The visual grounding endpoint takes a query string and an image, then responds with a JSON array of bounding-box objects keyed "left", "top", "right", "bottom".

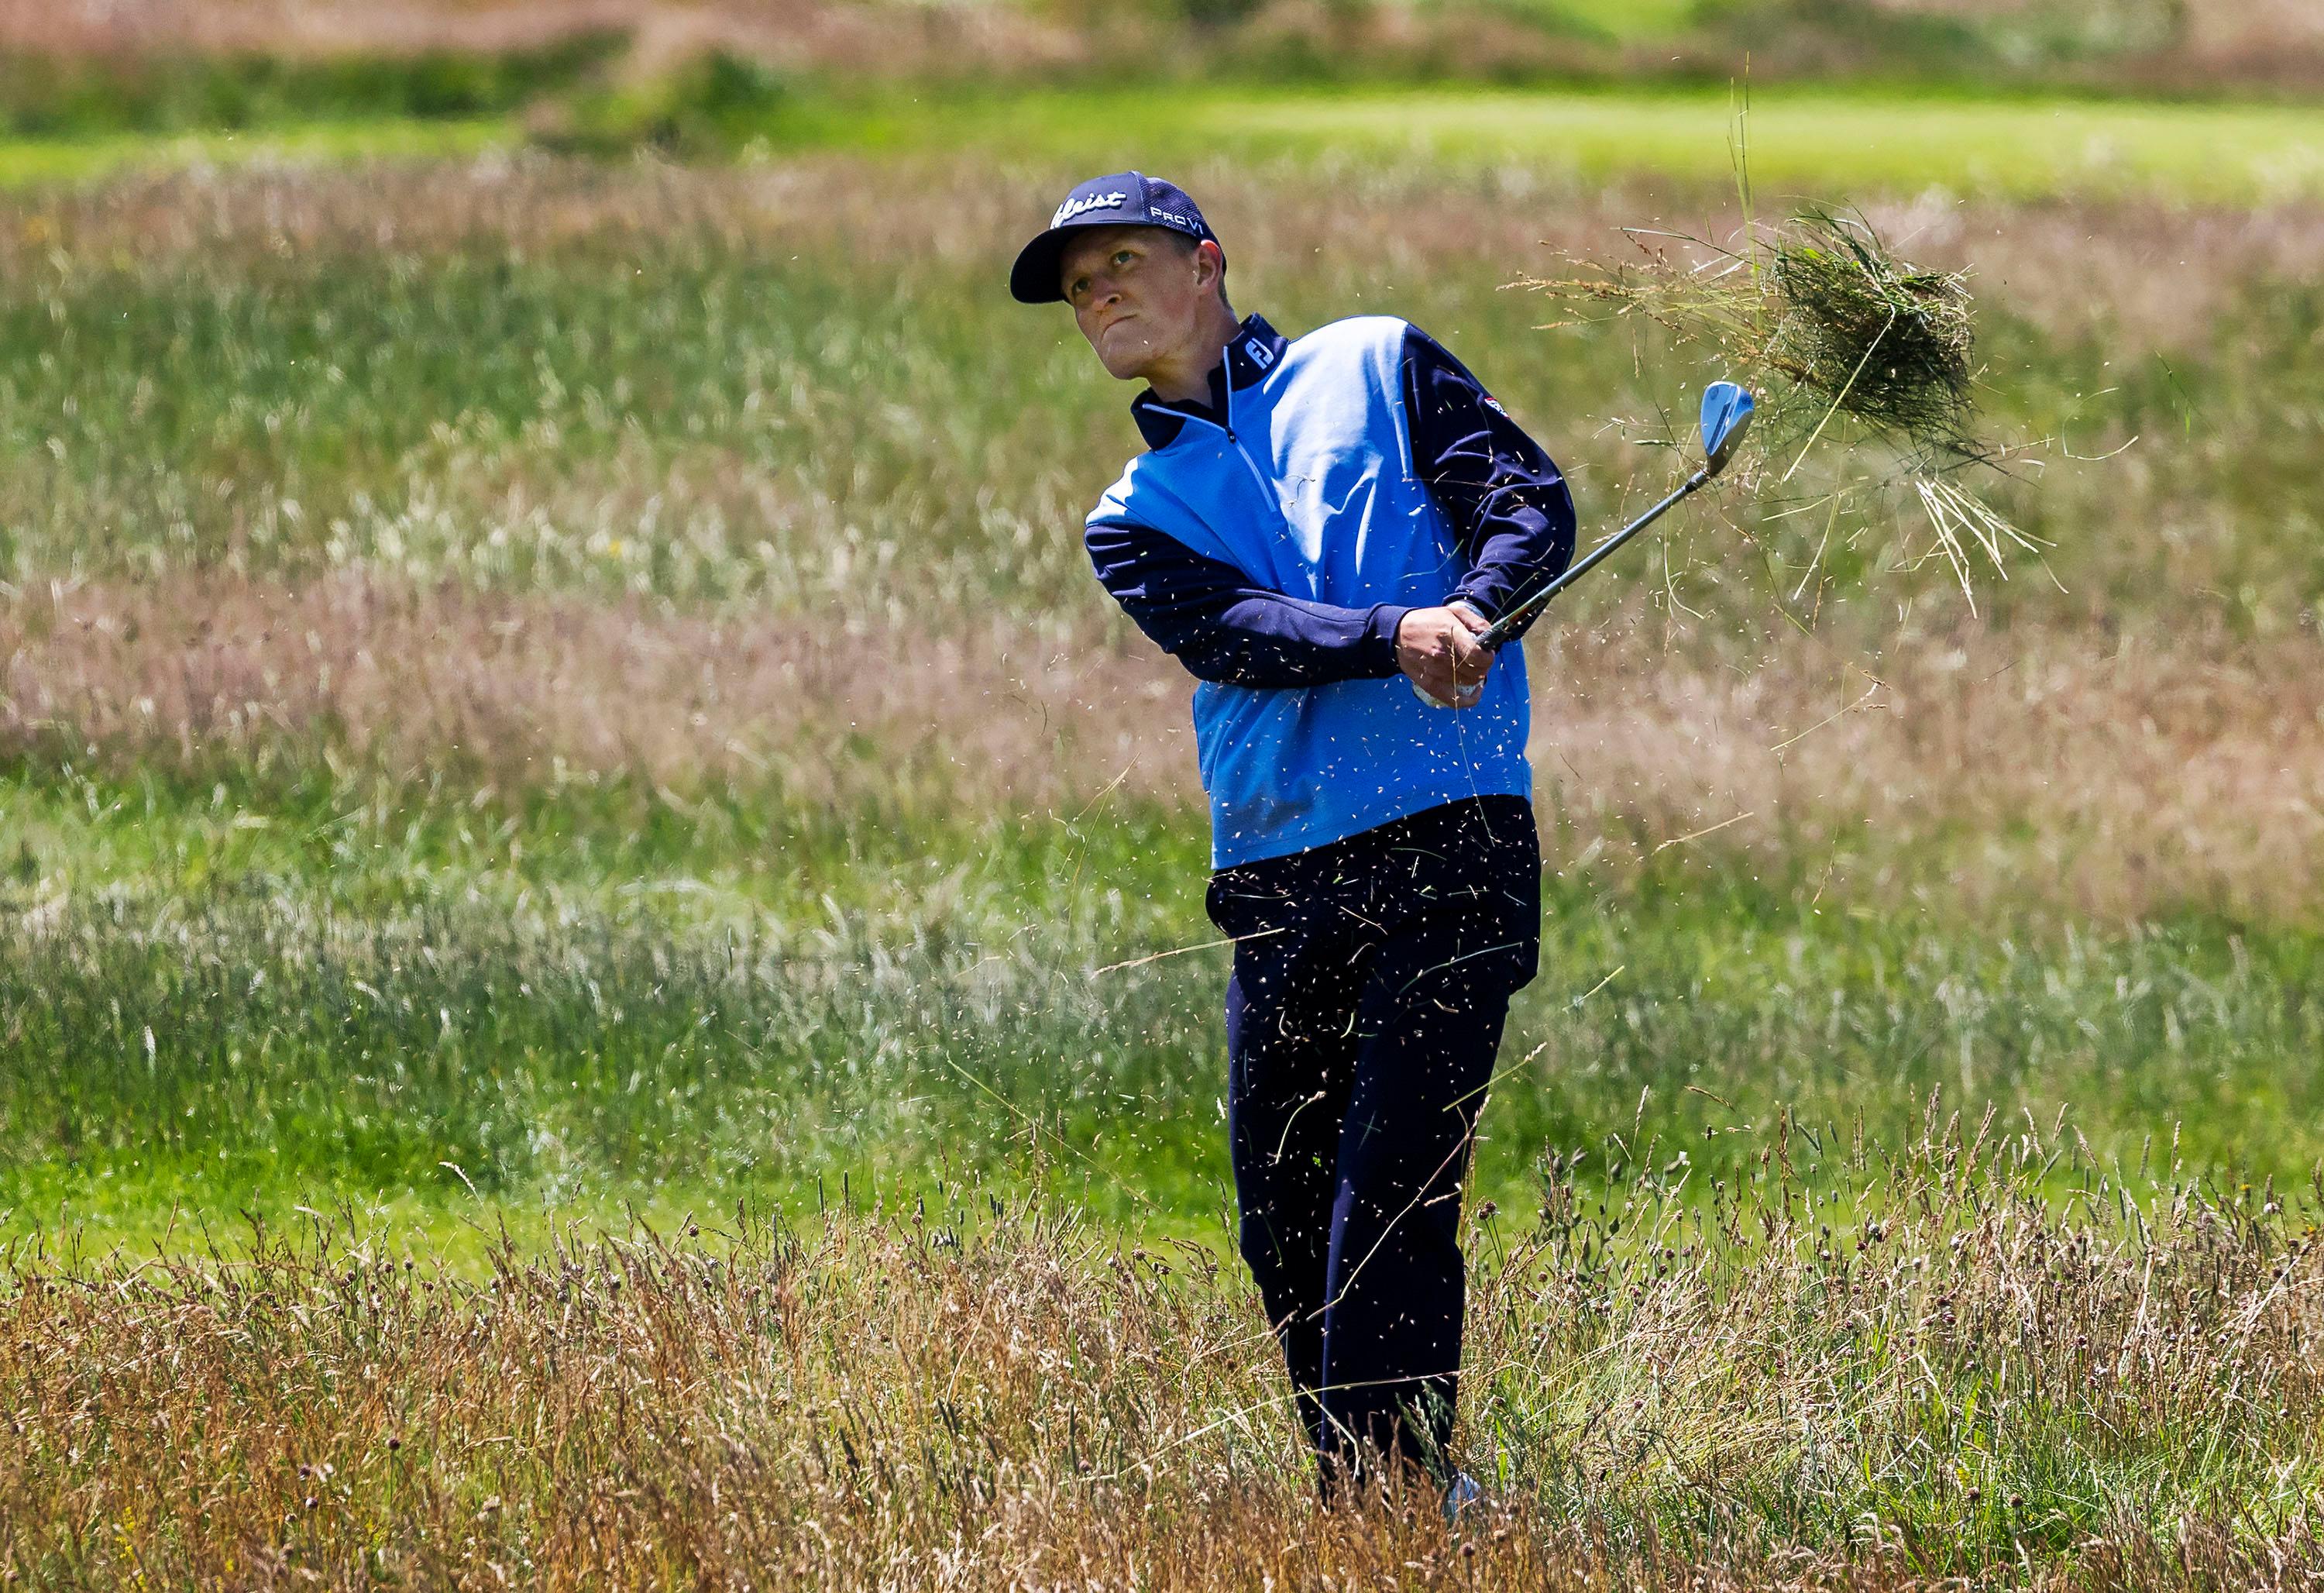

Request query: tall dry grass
[
  {"left": 0, "top": 0, "right": 1082, "bottom": 81},
  {"left": 8, "top": 160, "right": 2318, "bottom": 629},
  {"left": 5, "top": 571, "right": 2322, "bottom": 922},
  {"left": 8, "top": 155, "right": 2321, "bottom": 356},
  {"left": 12, "top": 0, "right": 2322, "bottom": 89},
  {"left": 2, "top": 1115, "right": 2316, "bottom": 1588},
  {"left": 1868, "top": 0, "right": 2324, "bottom": 66},
  {"left": 5, "top": 156, "right": 2316, "bottom": 642},
  {"left": 2, "top": 154, "right": 2319, "bottom": 917}
]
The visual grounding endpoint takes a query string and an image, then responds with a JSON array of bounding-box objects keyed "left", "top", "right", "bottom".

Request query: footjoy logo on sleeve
[{"left": 1053, "top": 191, "right": 1129, "bottom": 228}]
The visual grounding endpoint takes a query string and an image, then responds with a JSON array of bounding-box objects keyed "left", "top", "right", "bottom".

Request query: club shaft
[{"left": 1475, "top": 470, "right": 1708, "bottom": 649}]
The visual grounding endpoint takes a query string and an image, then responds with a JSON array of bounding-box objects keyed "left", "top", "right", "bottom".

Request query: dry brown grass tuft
[{"left": 2, "top": 1116, "right": 2318, "bottom": 1588}]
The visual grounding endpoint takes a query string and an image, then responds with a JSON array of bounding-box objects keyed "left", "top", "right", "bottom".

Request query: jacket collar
[{"left": 1129, "top": 314, "right": 1288, "bottom": 450}]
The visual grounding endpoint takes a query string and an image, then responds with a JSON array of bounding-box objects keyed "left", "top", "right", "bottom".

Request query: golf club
[{"left": 1415, "top": 380, "right": 1755, "bottom": 707}]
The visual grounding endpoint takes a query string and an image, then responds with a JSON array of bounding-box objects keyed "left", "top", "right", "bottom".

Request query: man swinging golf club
[{"left": 1012, "top": 173, "right": 1576, "bottom": 1508}]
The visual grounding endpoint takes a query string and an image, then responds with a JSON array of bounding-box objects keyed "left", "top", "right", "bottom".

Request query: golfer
[{"left": 1012, "top": 174, "right": 1575, "bottom": 1502}]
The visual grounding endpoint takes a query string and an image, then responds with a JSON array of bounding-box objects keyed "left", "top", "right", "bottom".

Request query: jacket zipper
[
  {"left": 1160, "top": 363, "right": 1287, "bottom": 528},
  {"left": 1219, "top": 371, "right": 1283, "bottom": 515}
]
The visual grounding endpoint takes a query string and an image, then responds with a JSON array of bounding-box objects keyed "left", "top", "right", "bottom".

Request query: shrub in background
[
  {"left": 0, "top": 30, "right": 624, "bottom": 139},
  {"left": 528, "top": 50, "right": 808, "bottom": 159}
]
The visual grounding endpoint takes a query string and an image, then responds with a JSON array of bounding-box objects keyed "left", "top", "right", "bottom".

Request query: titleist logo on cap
[{"left": 1052, "top": 191, "right": 1128, "bottom": 228}]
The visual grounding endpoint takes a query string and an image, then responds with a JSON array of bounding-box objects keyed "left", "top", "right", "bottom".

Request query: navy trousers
[{"left": 1205, "top": 794, "right": 1541, "bottom": 1483}]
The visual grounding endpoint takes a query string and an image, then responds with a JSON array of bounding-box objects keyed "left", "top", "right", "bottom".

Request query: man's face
[{"left": 1059, "top": 225, "right": 1218, "bottom": 381}]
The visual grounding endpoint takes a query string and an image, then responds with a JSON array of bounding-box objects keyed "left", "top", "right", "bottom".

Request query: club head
[{"left": 1699, "top": 381, "right": 1757, "bottom": 476}]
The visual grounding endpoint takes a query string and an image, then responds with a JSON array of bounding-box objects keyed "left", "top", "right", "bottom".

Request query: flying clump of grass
[
  {"left": 1528, "top": 208, "right": 2050, "bottom": 613},
  {"left": 1764, "top": 209, "right": 1977, "bottom": 452}
]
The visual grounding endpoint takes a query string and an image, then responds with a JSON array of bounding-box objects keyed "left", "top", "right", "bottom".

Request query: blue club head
[{"left": 1699, "top": 381, "right": 1756, "bottom": 474}]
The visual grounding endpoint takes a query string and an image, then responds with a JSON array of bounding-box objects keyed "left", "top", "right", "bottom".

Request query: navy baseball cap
[{"left": 1009, "top": 171, "right": 1219, "bottom": 304}]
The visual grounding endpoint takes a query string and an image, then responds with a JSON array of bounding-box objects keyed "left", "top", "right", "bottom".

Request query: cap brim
[{"left": 1009, "top": 229, "right": 1073, "bottom": 305}]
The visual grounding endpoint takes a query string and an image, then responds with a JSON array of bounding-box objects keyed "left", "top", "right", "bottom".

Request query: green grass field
[
  {"left": 12, "top": 765, "right": 2319, "bottom": 1253},
  {"left": 4, "top": 137, "right": 2320, "bottom": 1245},
  {"left": 2, "top": 86, "right": 2322, "bottom": 1584}
]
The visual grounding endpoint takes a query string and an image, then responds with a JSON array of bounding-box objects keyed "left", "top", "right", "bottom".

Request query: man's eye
[
  {"left": 1069, "top": 279, "right": 1089, "bottom": 298},
  {"left": 1114, "top": 251, "right": 1134, "bottom": 267}
]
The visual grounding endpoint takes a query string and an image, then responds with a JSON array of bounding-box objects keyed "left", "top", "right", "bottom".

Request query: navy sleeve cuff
[
  {"left": 1087, "top": 519, "right": 1415, "bottom": 689},
  {"left": 1363, "top": 602, "right": 1411, "bottom": 675}
]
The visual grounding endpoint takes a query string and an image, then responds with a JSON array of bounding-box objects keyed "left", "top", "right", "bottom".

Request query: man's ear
[{"left": 1195, "top": 239, "right": 1227, "bottom": 294}]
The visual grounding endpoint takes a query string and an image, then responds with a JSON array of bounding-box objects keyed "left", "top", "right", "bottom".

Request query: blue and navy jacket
[{"left": 1086, "top": 313, "right": 1576, "bottom": 868}]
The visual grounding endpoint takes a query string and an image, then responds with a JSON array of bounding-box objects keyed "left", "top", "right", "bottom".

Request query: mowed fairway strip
[
  {"left": 888, "top": 84, "right": 2324, "bottom": 205},
  {"left": 0, "top": 116, "right": 511, "bottom": 188},
  {"left": 2, "top": 88, "right": 2319, "bottom": 204},
  {"left": 1140, "top": 87, "right": 2324, "bottom": 205}
]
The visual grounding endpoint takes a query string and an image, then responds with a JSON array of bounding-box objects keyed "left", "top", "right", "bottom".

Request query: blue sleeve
[
  {"left": 1085, "top": 521, "right": 1408, "bottom": 688},
  {"left": 1402, "top": 325, "right": 1577, "bottom": 638}
]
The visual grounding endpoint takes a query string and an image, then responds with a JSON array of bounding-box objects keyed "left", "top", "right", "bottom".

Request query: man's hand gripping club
[{"left": 1396, "top": 602, "right": 1494, "bottom": 710}]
